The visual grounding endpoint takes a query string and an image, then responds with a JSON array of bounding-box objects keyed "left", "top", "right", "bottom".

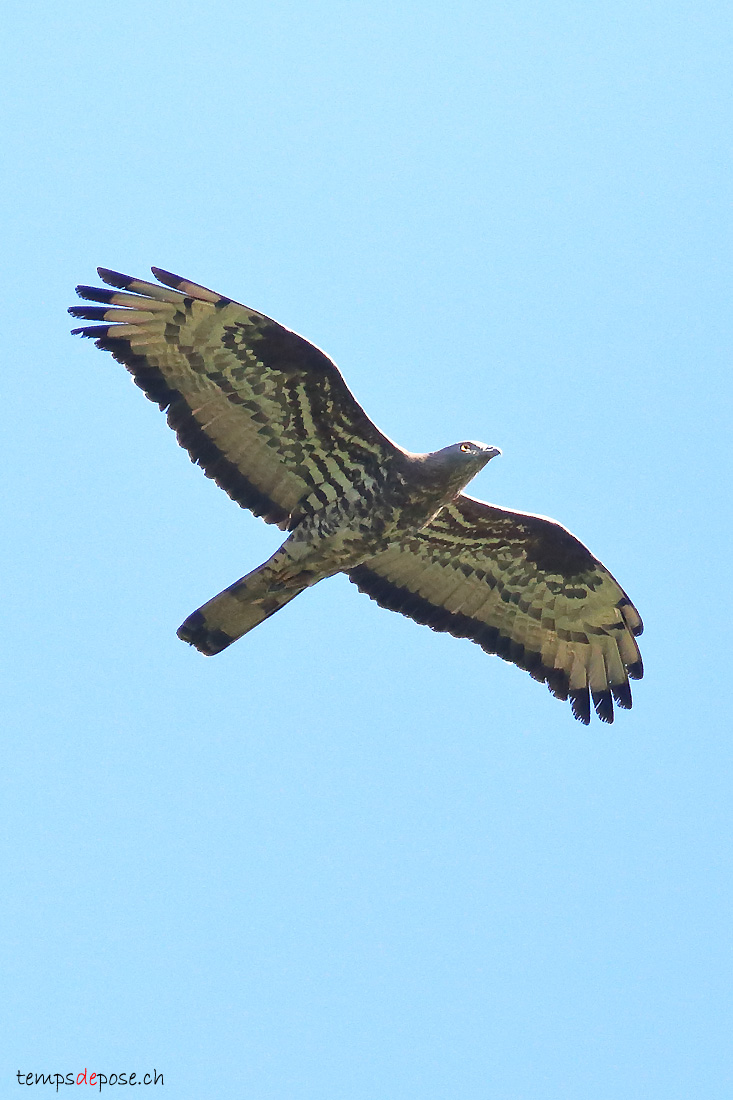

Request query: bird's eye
[{"left": 460, "top": 442, "right": 472, "bottom": 452}]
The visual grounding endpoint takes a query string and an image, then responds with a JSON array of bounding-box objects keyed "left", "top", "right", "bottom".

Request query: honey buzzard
[{"left": 70, "top": 267, "right": 643, "bottom": 724}]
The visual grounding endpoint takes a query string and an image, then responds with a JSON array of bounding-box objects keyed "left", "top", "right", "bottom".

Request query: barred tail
[{"left": 177, "top": 571, "right": 306, "bottom": 655}]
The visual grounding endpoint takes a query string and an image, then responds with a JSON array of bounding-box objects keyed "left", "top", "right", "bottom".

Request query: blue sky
[{"left": 3, "top": 1, "right": 731, "bottom": 1097}]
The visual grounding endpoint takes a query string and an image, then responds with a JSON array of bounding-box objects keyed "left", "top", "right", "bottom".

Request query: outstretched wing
[
  {"left": 349, "top": 495, "right": 643, "bottom": 724},
  {"left": 70, "top": 268, "right": 399, "bottom": 528}
]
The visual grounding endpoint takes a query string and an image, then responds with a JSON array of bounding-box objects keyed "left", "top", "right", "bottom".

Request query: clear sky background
[{"left": 2, "top": 1, "right": 731, "bottom": 1097}]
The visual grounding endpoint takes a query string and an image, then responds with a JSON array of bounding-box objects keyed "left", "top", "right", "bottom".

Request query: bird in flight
[{"left": 70, "top": 267, "right": 643, "bottom": 724}]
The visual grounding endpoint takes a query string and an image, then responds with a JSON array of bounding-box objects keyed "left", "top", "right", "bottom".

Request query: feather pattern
[
  {"left": 71, "top": 267, "right": 399, "bottom": 527},
  {"left": 71, "top": 267, "right": 644, "bottom": 724},
  {"left": 349, "top": 496, "right": 643, "bottom": 724}
]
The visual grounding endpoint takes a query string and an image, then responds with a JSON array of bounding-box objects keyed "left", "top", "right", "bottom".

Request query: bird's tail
[{"left": 177, "top": 563, "right": 308, "bottom": 655}]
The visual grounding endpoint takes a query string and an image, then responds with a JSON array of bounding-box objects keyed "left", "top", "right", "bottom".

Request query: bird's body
[
  {"left": 70, "top": 267, "right": 643, "bottom": 724},
  {"left": 179, "top": 441, "right": 498, "bottom": 653}
]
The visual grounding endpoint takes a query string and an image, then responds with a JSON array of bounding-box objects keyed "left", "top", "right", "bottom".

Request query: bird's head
[
  {"left": 448, "top": 440, "right": 501, "bottom": 465},
  {"left": 421, "top": 440, "right": 501, "bottom": 496}
]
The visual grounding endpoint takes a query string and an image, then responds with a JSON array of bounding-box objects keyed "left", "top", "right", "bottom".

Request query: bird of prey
[{"left": 70, "top": 267, "right": 643, "bottom": 724}]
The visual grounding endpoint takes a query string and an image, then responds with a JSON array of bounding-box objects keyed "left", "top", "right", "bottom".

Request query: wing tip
[
  {"left": 150, "top": 266, "right": 226, "bottom": 304},
  {"left": 69, "top": 305, "right": 109, "bottom": 322},
  {"left": 150, "top": 265, "right": 185, "bottom": 289},
  {"left": 97, "top": 267, "right": 135, "bottom": 289},
  {"left": 70, "top": 323, "right": 112, "bottom": 339},
  {"left": 75, "top": 284, "right": 116, "bottom": 304},
  {"left": 546, "top": 667, "right": 570, "bottom": 702},
  {"left": 592, "top": 688, "right": 614, "bottom": 724},
  {"left": 569, "top": 687, "right": 591, "bottom": 725},
  {"left": 611, "top": 680, "right": 633, "bottom": 710}
]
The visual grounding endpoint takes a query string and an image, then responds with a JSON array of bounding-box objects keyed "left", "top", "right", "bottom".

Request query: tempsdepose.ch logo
[{"left": 15, "top": 1068, "right": 164, "bottom": 1090}]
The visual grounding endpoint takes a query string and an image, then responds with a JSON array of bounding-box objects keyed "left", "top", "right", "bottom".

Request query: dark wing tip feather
[
  {"left": 75, "top": 284, "right": 117, "bottom": 304},
  {"left": 592, "top": 689, "right": 614, "bottom": 723},
  {"left": 546, "top": 667, "right": 570, "bottom": 701},
  {"left": 69, "top": 305, "right": 110, "bottom": 321},
  {"left": 569, "top": 688, "right": 591, "bottom": 725},
  {"left": 97, "top": 267, "right": 136, "bottom": 289},
  {"left": 71, "top": 324, "right": 114, "bottom": 338},
  {"left": 150, "top": 267, "right": 233, "bottom": 307},
  {"left": 611, "top": 680, "right": 633, "bottom": 710},
  {"left": 150, "top": 266, "right": 187, "bottom": 289},
  {"left": 627, "top": 659, "right": 644, "bottom": 680}
]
